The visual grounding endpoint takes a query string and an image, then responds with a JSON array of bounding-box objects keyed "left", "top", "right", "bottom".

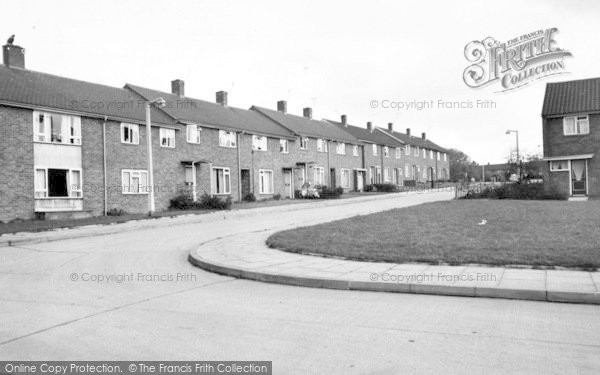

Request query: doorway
[
  {"left": 241, "top": 169, "right": 251, "bottom": 198},
  {"left": 284, "top": 170, "right": 293, "bottom": 198},
  {"left": 571, "top": 160, "right": 587, "bottom": 196},
  {"left": 330, "top": 168, "right": 336, "bottom": 188}
]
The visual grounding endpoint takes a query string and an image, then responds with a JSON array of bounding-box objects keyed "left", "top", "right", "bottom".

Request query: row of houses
[{"left": 0, "top": 41, "right": 449, "bottom": 222}]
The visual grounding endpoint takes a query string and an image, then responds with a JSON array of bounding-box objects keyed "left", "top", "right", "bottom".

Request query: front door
[
  {"left": 356, "top": 171, "right": 364, "bottom": 191},
  {"left": 284, "top": 170, "right": 293, "bottom": 198},
  {"left": 571, "top": 160, "right": 587, "bottom": 195},
  {"left": 330, "top": 168, "right": 336, "bottom": 188},
  {"left": 241, "top": 169, "right": 251, "bottom": 198}
]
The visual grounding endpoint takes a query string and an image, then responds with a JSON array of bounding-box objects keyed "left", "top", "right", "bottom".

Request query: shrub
[
  {"left": 319, "top": 185, "right": 344, "bottom": 199},
  {"left": 170, "top": 194, "right": 232, "bottom": 210},
  {"left": 273, "top": 193, "right": 282, "bottom": 200},
  {"left": 169, "top": 194, "right": 194, "bottom": 209},
  {"left": 107, "top": 208, "right": 125, "bottom": 216},
  {"left": 364, "top": 184, "right": 374, "bottom": 192},
  {"left": 243, "top": 192, "right": 256, "bottom": 202},
  {"left": 372, "top": 183, "right": 399, "bottom": 192},
  {"left": 294, "top": 190, "right": 302, "bottom": 199},
  {"left": 462, "top": 182, "right": 567, "bottom": 200}
]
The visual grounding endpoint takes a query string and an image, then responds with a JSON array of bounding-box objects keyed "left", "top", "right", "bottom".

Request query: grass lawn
[{"left": 266, "top": 200, "right": 600, "bottom": 269}]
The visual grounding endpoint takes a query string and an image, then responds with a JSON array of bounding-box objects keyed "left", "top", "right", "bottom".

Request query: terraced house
[
  {"left": 542, "top": 78, "right": 600, "bottom": 198},
  {"left": 0, "top": 41, "right": 450, "bottom": 222}
]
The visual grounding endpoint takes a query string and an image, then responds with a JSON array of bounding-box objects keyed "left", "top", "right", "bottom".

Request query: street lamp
[
  {"left": 505, "top": 130, "right": 521, "bottom": 181},
  {"left": 146, "top": 97, "right": 166, "bottom": 215}
]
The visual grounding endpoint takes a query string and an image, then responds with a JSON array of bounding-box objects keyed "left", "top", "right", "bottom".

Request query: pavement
[{"left": 2, "top": 190, "right": 600, "bottom": 373}]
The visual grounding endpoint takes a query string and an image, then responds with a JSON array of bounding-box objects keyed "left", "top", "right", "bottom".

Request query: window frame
[
  {"left": 383, "top": 146, "right": 389, "bottom": 158},
  {"left": 252, "top": 135, "right": 268, "bottom": 151},
  {"left": 352, "top": 145, "right": 359, "bottom": 157},
  {"left": 186, "top": 124, "right": 201, "bottom": 144},
  {"left": 34, "top": 167, "right": 83, "bottom": 198},
  {"left": 314, "top": 166, "right": 325, "bottom": 186},
  {"left": 279, "top": 139, "right": 289, "bottom": 153},
  {"left": 121, "top": 123, "right": 140, "bottom": 145},
  {"left": 299, "top": 137, "right": 309, "bottom": 150},
  {"left": 405, "top": 144, "right": 411, "bottom": 156},
  {"left": 159, "top": 128, "right": 176, "bottom": 148},
  {"left": 341, "top": 168, "right": 351, "bottom": 188},
  {"left": 384, "top": 167, "right": 391, "bottom": 182},
  {"left": 372, "top": 144, "right": 378, "bottom": 156},
  {"left": 121, "top": 169, "right": 148, "bottom": 195},
  {"left": 211, "top": 167, "right": 231, "bottom": 195},
  {"left": 33, "top": 111, "right": 81, "bottom": 145},
  {"left": 336, "top": 142, "right": 346, "bottom": 155},
  {"left": 395, "top": 147, "right": 401, "bottom": 159},
  {"left": 219, "top": 130, "right": 237, "bottom": 148},
  {"left": 317, "top": 138, "right": 328, "bottom": 153},
  {"left": 258, "top": 169, "right": 274, "bottom": 194},
  {"left": 549, "top": 160, "right": 569, "bottom": 172}
]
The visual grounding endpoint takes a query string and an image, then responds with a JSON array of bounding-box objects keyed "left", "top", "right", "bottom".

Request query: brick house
[
  {"left": 326, "top": 117, "right": 404, "bottom": 187},
  {"left": 377, "top": 126, "right": 450, "bottom": 184},
  {"left": 542, "top": 78, "right": 600, "bottom": 198}
]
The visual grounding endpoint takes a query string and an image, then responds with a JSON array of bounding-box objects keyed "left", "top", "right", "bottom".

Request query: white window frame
[
  {"left": 34, "top": 168, "right": 48, "bottom": 198},
  {"left": 392, "top": 168, "right": 397, "bottom": 184},
  {"left": 405, "top": 144, "right": 411, "bottom": 156},
  {"left": 405, "top": 164, "right": 411, "bottom": 179},
  {"left": 395, "top": 147, "right": 401, "bottom": 159},
  {"left": 34, "top": 167, "right": 83, "bottom": 198},
  {"left": 415, "top": 146, "right": 419, "bottom": 157},
  {"left": 211, "top": 167, "right": 231, "bottom": 195},
  {"left": 341, "top": 168, "right": 351, "bottom": 188},
  {"left": 121, "top": 169, "right": 148, "bottom": 195},
  {"left": 383, "top": 146, "right": 389, "bottom": 158},
  {"left": 219, "top": 130, "right": 237, "bottom": 148},
  {"left": 186, "top": 124, "right": 201, "bottom": 144},
  {"left": 300, "top": 137, "right": 309, "bottom": 150},
  {"left": 372, "top": 144, "right": 378, "bottom": 156},
  {"left": 279, "top": 139, "right": 289, "bottom": 153},
  {"left": 336, "top": 142, "right": 346, "bottom": 155},
  {"left": 430, "top": 150, "right": 434, "bottom": 159},
  {"left": 422, "top": 148, "right": 427, "bottom": 158},
  {"left": 317, "top": 139, "right": 328, "bottom": 152},
  {"left": 352, "top": 145, "right": 359, "bottom": 157},
  {"left": 444, "top": 153, "right": 447, "bottom": 162},
  {"left": 252, "top": 135, "right": 268, "bottom": 151},
  {"left": 437, "top": 152, "right": 441, "bottom": 161},
  {"left": 549, "top": 160, "right": 569, "bottom": 172},
  {"left": 258, "top": 169, "right": 274, "bottom": 194},
  {"left": 121, "top": 123, "right": 140, "bottom": 145},
  {"left": 314, "top": 166, "right": 325, "bottom": 185},
  {"left": 33, "top": 111, "right": 81, "bottom": 145},
  {"left": 160, "top": 128, "right": 176, "bottom": 148},
  {"left": 563, "top": 116, "right": 590, "bottom": 136},
  {"left": 384, "top": 167, "right": 391, "bottom": 182},
  {"left": 70, "top": 169, "right": 83, "bottom": 198}
]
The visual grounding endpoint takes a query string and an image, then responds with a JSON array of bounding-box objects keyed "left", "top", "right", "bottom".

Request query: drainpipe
[
  {"left": 237, "top": 132, "right": 243, "bottom": 202},
  {"left": 327, "top": 140, "right": 331, "bottom": 187},
  {"left": 380, "top": 145, "right": 384, "bottom": 184},
  {"left": 102, "top": 116, "right": 108, "bottom": 215}
]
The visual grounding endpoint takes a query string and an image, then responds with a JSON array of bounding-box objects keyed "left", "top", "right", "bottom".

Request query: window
[
  {"left": 219, "top": 130, "right": 237, "bottom": 148},
  {"left": 341, "top": 169, "right": 351, "bottom": 188},
  {"left": 415, "top": 146, "right": 419, "bottom": 157},
  {"left": 550, "top": 160, "right": 569, "bottom": 171},
  {"left": 397, "top": 167, "right": 403, "bottom": 177},
  {"left": 443, "top": 153, "right": 447, "bottom": 162},
  {"left": 185, "top": 166, "right": 194, "bottom": 185},
  {"left": 35, "top": 168, "right": 82, "bottom": 198},
  {"left": 279, "top": 139, "right": 289, "bottom": 153},
  {"left": 405, "top": 164, "right": 411, "bottom": 178},
  {"left": 430, "top": 150, "right": 434, "bottom": 159},
  {"left": 383, "top": 146, "right": 389, "bottom": 157},
  {"left": 395, "top": 147, "right": 401, "bottom": 159},
  {"left": 352, "top": 145, "right": 359, "bottom": 156},
  {"left": 392, "top": 168, "right": 397, "bottom": 184},
  {"left": 314, "top": 167, "right": 325, "bottom": 185},
  {"left": 384, "top": 167, "right": 391, "bottom": 182},
  {"left": 437, "top": 152, "right": 440, "bottom": 161},
  {"left": 259, "top": 170, "right": 274, "bottom": 194},
  {"left": 372, "top": 144, "right": 378, "bottom": 156},
  {"left": 300, "top": 137, "right": 308, "bottom": 150},
  {"left": 70, "top": 170, "right": 82, "bottom": 197},
  {"left": 33, "top": 111, "right": 81, "bottom": 145},
  {"left": 405, "top": 144, "right": 411, "bottom": 156},
  {"left": 34, "top": 169, "right": 47, "bottom": 198},
  {"left": 121, "top": 123, "right": 139, "bottom": 145},
  {"left": 186, "top": 125, "right": 201, "bottom": 144},
  {"left": 160, "top": 128, "right": 175, "bottom": 148},
  {"left": 376, "top": 166, "right": 382, "bottom": 183},
  {"left": 252, "top": 135, "right": 268, "bottom": 151},
  {"left": 317, "top": 139, "right": 328, "bottom": 152},
  {"left": 122, "top": 169, "right": 148, "bottom": 194},
  {"left": 563, "top": 116, "right": 590, "bottom": 135},
  {"left": 211, "top": 167, "right": 231, "bottom": 194},
  {"left": 422, "top": 148, "right": 427, "bottom": 158},
  {"left": 422, "top": 166, "right": 428, "bottom": 179},
  {"left": 336, "top": 142, "right": 346, "bottom": 155}
]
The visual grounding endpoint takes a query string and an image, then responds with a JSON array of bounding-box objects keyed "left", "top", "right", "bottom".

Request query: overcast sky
[{"left": 3, "top": 0, "right": 599, "bottom": 163}]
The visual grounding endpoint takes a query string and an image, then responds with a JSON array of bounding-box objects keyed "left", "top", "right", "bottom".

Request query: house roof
[
  {"left": 252, "top": 107, "right": 359, "bottom": 144},
  {"left": 324, "top": 119, "right": 403, "bottom": 147},
  {"left": 0, "top": 65, "right": 175, "bottom": 125},
  {"left": 377, "top": 127, "right": 448, "bottom": 152},
  {"left": 125, "top": 84, "right": 296, "bottom": 139},
  {"left": 542, "top": 77, "right": 600, "bottom": 117}
]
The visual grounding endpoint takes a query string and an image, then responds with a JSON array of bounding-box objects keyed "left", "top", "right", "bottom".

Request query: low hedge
[
  {"left": 170, "top": 193, "right": 233, "bottom": 210},
  {"left": 462, "top": 182, "right": 567, "bottom": 200}
]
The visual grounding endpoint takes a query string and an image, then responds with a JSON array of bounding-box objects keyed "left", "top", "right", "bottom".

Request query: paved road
[{"left": 1, "top": 192, "right": 599, "bottom": 374}]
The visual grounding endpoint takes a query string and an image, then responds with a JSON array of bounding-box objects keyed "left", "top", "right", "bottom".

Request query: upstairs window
[
  {"left": 186, "top": 125, "right": 201, "bottom": 144},
  {"left": 422, "top": 148, "right": 427, "bottom": 158},
  {"left": 437, "top": 152, "right": 441, "bottom": 161},
  {"left": 563, "top": 116, "right": 589, "bottom": 135},
  {"left": 444, "top": 153, "right": 447, "bottom": 162},
  {"left": 121, "top": 123, "right": 139, "bottom": 145},
  {"left": 414, "top": 146, "right": 419, "bottom": 157},
  {"left": 317, "top": 139, "right": 328, "bottom": 152},
  {"left": 280, "top": 139, "right": 289, "bottom": 153},
  {"left": 219, "top": 130, "right": 237, "bottom": 148},
  {"left": 299, "top": 137, "right": 308, "bottom": 150},
  {"left": 430, "top": 150, "right": 434, "bottom": 159},
  {"left": 372, "top": 144, "right": 378, "bottom": 156},
  {"left": 395, "top": 147, "right": 402, "bottom": 159},
  {"left": 336, "top": 142, "right": 346, "bottom": 155},
  {"left": 405, "top": 144, "right": 411, "bottom": 156},
  {"left": 353, "top": 145, "right": 359, "bottom": 156},
  {"left": 252, "top": 135, "right": 268, "bottom": 151},
  {"left": 160, "top": 128, "right": 175, "bottom": 148},
  {"left": 33, "top": 111, "right": 81, "bottom": 145},
  {"left": 383, "top": 146, "right": 389, "bottom": 157}
]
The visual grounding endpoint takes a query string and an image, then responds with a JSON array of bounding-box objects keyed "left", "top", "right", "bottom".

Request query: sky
[{"left": 2, "top": 0, "right": 599, "bottom": 164}]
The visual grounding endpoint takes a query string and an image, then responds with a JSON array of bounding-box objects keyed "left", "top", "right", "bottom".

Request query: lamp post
[
  {"left": 505, "top": 130, "right": 520, "bottom": 181},
  {"left": 146, "top": 97, "right": 166, "bottom": 215}
]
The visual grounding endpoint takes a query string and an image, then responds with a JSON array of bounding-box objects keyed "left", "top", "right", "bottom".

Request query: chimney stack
[
  {"left": 2, "top": 42, "right": 25, "bottom": 69},
  {"left": 216, "top": 91, "right": 228, "bottom": 106},
  {"left": 421, "top": 132, "right": 426, "bottom": 140},
  {"left": 388, "top": 122, "right": 394, "bottom": 132},
  {"left": 406, "top": 128, "right": 411, "bottom": 136},
  {"left": 171, "top": 79, "right": 185, "bottom": 97},
  {"left": 277, "top": 100, "right": 287, "bottom": 114},
  {"left": 367, "top": 122, "right": 373, "bottom": 132},
  {"left": 303, "top": 107, "right": 312, "bottom": 119},
  {"left": 341, "top": 114, "right": 347, "bottom": 126}
]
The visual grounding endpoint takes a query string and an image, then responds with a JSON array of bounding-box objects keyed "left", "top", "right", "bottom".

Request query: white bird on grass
[{"left": 477, "top": 219, "right": 487, "bottom": 226}]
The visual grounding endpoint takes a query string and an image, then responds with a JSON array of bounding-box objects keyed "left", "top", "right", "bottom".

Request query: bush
[
  {"left": 319, "top": 185, "right": 344, "bottom": 199},
  {"left": 243, "top": 192, "right": 256, "bottom": 202},
  {"left": 273, "top": 193, "right": 282, "bottom": 200},
  {"left": 169, "top": 194, "right": 232, "bottom": 210},
  {"left": 294, "top": 190, "right": 302, "bottom": 199},
  {"left": 372, "top": 183, "right": 399, "bottom": 192},
  {"left": 169, "top": 194, "right": 194, "bottom": 209},
  {"left": 107, "top": 208, "right": 125, "bottom": 216},
  {"left": 462, "top": 182, "right": 567, "bottom": 200},
  {"left": 364, "top": 184, "right": 374, "bottom": 192}
]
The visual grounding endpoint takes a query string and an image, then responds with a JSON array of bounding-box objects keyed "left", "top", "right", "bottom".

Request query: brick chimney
[
  {"left": 421, "top": 132, "right": 426, "bottom": 140},
  {"left": 171, "top": 79, "right": 185, "bottom": 97},
  {"left": 216, "top": 91, "right": 228, "bottom": 106},
  {"left": 277, "top": 100, "right": 287, "bottom": 114},
  {"left": 341, "top": 114, "right": 347, "bottom": 126},
  {"left": 303, "top": 107, "right": 312, "bottom": 119},
  {"left": 367, "top": 122, "right": 373, "bottom": 132},
  {"left": 2, "top": 43, "right": 25, "bottom": 69},
  {"left": 388, "top": 122, "right": 394, "bottom": 132},
  {"left": 406, "top": 128, "right": 411, "bottom": 136}
]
